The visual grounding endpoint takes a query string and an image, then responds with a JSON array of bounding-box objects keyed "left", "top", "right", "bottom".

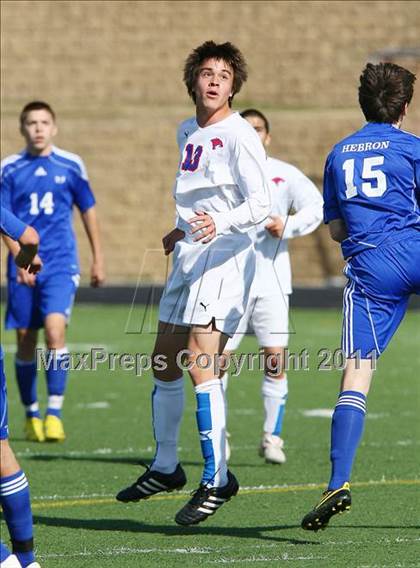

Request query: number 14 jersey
[
  {"left": 323, "top": 122, "right": 420, "bottom": 260},
  {"left": 1, "top": 146, "right": 96, "bottom": 277}
]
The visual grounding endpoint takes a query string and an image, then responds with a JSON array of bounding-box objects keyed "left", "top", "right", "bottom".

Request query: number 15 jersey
[
  {"left": 1, "top": 146, "right": 96, "bottom": 277},
  {"left": 323, "top": 122, "right": 420, "bottom": 260}
]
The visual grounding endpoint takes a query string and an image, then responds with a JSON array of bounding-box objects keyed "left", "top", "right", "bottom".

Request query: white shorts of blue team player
[{"left": 159, "top": 231, "right": 256, "bottom": 337}]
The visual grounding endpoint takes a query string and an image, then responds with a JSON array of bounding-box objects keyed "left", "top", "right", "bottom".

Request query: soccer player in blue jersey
[
  {"left": 1, "top": 101, "right": 105, "bottom": 443},
  {"left": 301, "top": 62, "right": 420, "bottom": 531},
  {"left": 1, "top": 207, "right": 41, "bottom": 568}
]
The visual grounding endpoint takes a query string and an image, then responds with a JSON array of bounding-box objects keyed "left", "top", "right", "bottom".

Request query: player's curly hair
[
  {"left": 183, "top": 41, "right": 248, "bottom": 106},
  {"left": 358, "top": 63, "right": 416, "bottom": 123},
  {"left": 20, "top": 101, "right": 55, "bottom": 126}
]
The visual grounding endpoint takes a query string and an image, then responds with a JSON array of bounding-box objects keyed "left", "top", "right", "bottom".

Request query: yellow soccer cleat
[
  {"left": 301, "top": 482, "right": 351, "bottom": 531},
  {"left": 44, "top": 414, "right": 66, "bottom": 442},
  {"left": 24, "top": 417, "right": 45, "bottom": 442}
]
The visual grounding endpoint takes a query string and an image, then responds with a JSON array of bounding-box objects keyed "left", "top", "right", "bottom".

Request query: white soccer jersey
[
  {"left": 253, "top": 157, "right": 323, "bottom": 296},
  {"left": 174, "top": 112, "right": 271, "bottom": 243}
]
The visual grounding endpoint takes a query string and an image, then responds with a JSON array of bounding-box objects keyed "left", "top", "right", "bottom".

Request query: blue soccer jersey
[
  {"left": 323, "top": 122, "right": 420, "bottom": 260},
  {"left": 1, "top": 146, "right": 96, "bottom": 277}
]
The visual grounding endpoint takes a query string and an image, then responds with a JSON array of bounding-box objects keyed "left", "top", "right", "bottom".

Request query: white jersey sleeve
[
  {"left": 211, "top": 128, "right": 271, "bottom": 236},
  {"left": 280, "top": 167, "right": 323, "bottom": 240}
]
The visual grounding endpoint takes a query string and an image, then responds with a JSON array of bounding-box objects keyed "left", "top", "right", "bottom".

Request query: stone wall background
[{"left": 2, "top": 1, "right": 419, "bottom": 284}]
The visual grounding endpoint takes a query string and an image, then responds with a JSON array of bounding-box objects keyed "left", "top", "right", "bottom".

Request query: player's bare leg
[
  {"left": 42, "top": 313, "right": 68, "bottom": 441},
  {"left": 302, "top": 357, "right": 374, "bottom": 531},
  {"left": 116, "top": 322, "right": 189, "bottom": 503},
  {"left": 258, "top": 346, "right": 288, "bottom": 464},
  {"left": 15, "top": 329, "right": 44, "bottom": 443}
]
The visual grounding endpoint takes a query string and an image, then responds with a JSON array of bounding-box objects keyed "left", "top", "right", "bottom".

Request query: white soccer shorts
[
  {"left": 225, "top": 293, "right": 290, "bottom": 350},
  {"left": 159, "top": 236, "right": 255, "bottom": 337}
]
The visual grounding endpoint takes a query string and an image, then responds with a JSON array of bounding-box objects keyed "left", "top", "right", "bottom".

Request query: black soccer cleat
[
  {"left": 116, "top": 463, "right": 187, "bottom": 502},
  {"left": 301, "top": 482, "right": 351, "bottom": 531},
  {"left": 175, "top": 470, "right": 239, "bottom": 526}
]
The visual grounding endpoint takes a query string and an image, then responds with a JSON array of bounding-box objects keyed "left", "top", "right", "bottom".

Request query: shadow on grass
[{"left": 33, "top": 515, "right": 315, "bottom": 545}]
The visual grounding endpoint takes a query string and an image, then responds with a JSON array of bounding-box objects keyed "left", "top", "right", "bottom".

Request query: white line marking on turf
[
  {"left": 36, "top": 539, "right": 420, "bottom": 561},
  {"left": 76, "top": 402, "right": 111, "bottom": 409},
  {"left": 301, "top": 409, "right": 333, "bottom": 418},
  {"left": 211, "top": 555, "right": 327, "bottom": 564},
  {"left": 301, "top": 409, "right": 391, "bottom": 419}
]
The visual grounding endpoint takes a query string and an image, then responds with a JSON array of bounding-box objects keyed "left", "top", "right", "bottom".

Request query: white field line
[
  {"left": 36, "top": 538, "right": 420, "bottom": 561},
  {"left": 210, "top": 556, "right": 327, "bottom": 564}
]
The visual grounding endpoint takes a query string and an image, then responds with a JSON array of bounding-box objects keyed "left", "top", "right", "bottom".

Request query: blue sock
[
  {"left": 0, "top": 470, "right": 35, "bottom": 567},
  {"left": 45, "top": 348, "right": 69, "bottom": 418},
  {"left": 272, "top": 402, "right": 286, "bottom": 436},
  {"left": 328, "top": 390, "right": 367, "bottom": 490},
  {"left": 1, "top": 541, "right": 12, "bottom": 562},
  {"left": 15, "top": 358, "right": 39, "bottom": 418},
  {"left": 195, "top": 379, "right": 227, "bottom": 488}
]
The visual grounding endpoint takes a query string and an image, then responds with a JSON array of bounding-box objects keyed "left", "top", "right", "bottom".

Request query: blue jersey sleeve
[
  {"left": 70, "top": 162, "right": 96, "bottom": 213},
  {"left": 414, "top": 138, "right": 420, "bottom": 207},
  {"left": 323, "top": 152, "right": 342, "bottom": 223},
  {"left": 0, "top": 206, "right": 27, "bottom": 240},
  {"left": 0, "top": 168, "right": 13, "bottom": 211}
]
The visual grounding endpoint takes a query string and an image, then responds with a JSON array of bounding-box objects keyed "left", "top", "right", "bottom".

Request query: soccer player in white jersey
[
  {"left": 221, "top": 109, "right": 323, "bottom": 463},
  {"left": 116, "top": 41, "right": 271, "bottom": 526}
]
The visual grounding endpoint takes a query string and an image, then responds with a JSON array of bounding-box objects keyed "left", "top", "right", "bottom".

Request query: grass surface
[{"left": 1, "top": 305, "right": 419, "bottom": 567}]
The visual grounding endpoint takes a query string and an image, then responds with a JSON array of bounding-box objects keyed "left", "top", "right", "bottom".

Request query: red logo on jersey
[
  {"left": 272, "top": 177, "right": 285, "bottom": 186},
  {"left": 211, "top": 138, "right": 223, "bottom": 150}
]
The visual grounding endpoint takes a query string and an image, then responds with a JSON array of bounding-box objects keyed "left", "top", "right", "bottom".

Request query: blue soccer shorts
[
  {"left": 0, "top": 358, "right": 8, "bottom": 440},
  {"left": 5, "top": 272, "right": 80, "bottom": 330},
  {"left": 341, "top": 233, "right": 420, "bottom": 359}
]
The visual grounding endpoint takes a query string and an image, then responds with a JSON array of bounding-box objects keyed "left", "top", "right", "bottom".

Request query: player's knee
[
  {"left": 16, "top": 329, "right": 38, "bottom": 360},
  {"left": 0, "top": 439, "right": 20, "bottom": 476},
  {"left": 44, "top": 326, "right": 65, "bottom": 350},
  {"left": 264, "top": 350, "right": 285, "bottom": 376}
]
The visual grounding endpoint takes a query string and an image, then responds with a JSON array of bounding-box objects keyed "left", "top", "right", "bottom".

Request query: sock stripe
[
  {"left": 336, "top": 396, "right": 366, "bottom": 407},
  {"left": 335, "top": 391, "right": 366, "bottom": 414},
  {"left": 336, "top": 400, "right": 366, "bottom": 413},
  {"left": 0, "top": 477, "right": 28, "bottom": 497},
  {"left": 1, "top": 472, "right": 26, "bottom": 489}
]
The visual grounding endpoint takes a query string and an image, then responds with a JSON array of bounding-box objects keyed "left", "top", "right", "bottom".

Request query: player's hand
[
  {"left": 265, "top": 215, "right": 285, "bottom": 238},
  {"left": 15, "top": 251, "right": 43, "bottom": 274},
  {"left": 188, "top": 211, "right": 216, "bottom": 244},
  {"left": 162, "top": 228, "right": 185, "bottom": 256},
  {"left": 16, "top": 266, "right": 37, "bottom": 287},
  {"left": 90, "top": 260, "right": 105, "bottom": 288}
]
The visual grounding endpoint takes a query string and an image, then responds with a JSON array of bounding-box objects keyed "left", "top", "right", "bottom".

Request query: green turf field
[{"left": 1, "top": 305, "right": 419, "bottom": 567}]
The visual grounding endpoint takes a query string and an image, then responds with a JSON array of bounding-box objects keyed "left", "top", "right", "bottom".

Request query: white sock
[
  {"left": 150, "top": 376, "right": 184, "bottom": 474},
  {"left": 220, "top": 372, "right": 229, "bottom": 420},
  {"left": 48, "top": 394, "right": 64, "bottom": 410},
  {"left": 262, "top": 374, "right": 288, "bottom": 436},
  {"left": 195, "top": 378, "right": 228, "bottom": 488}
]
